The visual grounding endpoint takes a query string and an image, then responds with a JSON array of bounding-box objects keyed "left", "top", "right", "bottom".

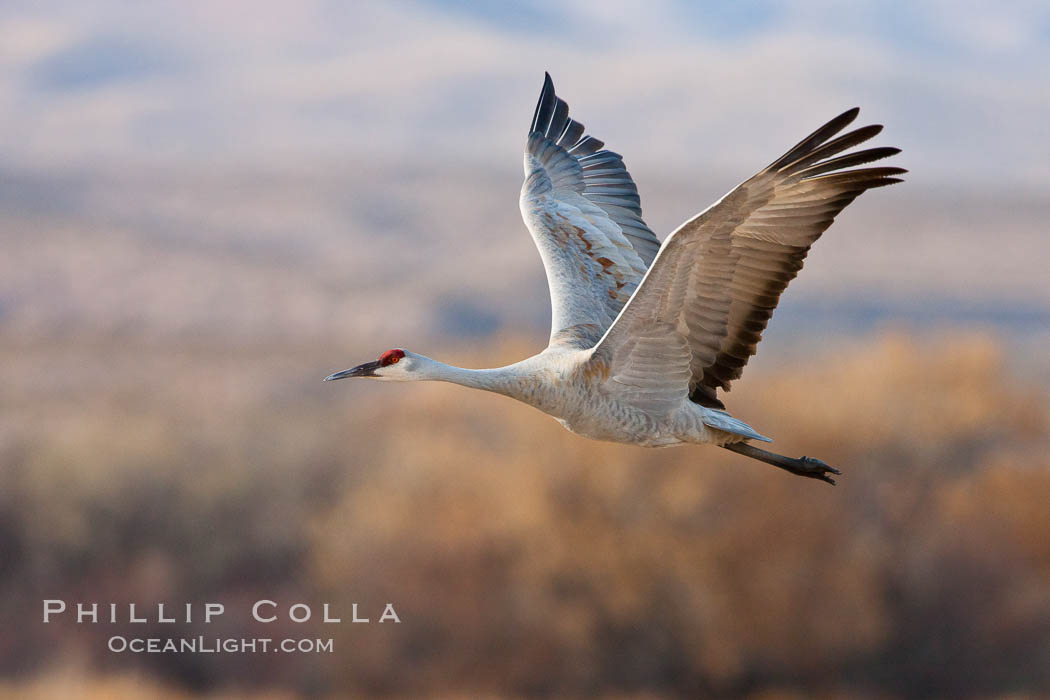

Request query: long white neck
[
  {"left": 420, "top": 359, "right": 527, "bottom": 398},
  {"left": 406, "top": 354, "right": 557, "bottom": 410}
]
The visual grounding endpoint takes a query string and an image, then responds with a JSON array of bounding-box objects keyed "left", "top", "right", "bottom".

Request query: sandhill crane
[{"left": 326, "top": 73, "right": 904, "bottom": 484}]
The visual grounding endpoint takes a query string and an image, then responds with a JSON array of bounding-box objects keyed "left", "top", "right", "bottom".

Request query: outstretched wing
[
  {"left": 593, "top": 108, "right": 904, "bottom": 409},
  {"left": 520, "top": 73, "right": 661, "bottom": 349}
]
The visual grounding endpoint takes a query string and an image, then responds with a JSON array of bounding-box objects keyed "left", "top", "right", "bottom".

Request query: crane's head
[{"left": 324, "top": 348, "right": 419, "bottom": 382}]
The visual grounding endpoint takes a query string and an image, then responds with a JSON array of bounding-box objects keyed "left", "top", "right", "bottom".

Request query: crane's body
[
  {"left": 388, "top": 347, "right": 752, "bottom": 448},
  {"left": 326, "top": 73, "right": 905, "bottom": 484}
]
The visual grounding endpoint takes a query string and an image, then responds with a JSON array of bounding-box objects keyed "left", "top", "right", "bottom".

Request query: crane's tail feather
[{"left": 701, "top": 410, "right": 772, "bottom": 442}]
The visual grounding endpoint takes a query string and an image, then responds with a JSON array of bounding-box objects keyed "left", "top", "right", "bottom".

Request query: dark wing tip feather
[
  {"left": 866, "top": 177, "right": 905, "bottom": 188},
  {"left": 795, "top": 146, "right": 903, "bottom": 179},
  {"left": 764, "top": 106, "right": 904, "bottom": 189},
  {"left": 530, "top": 73, "right": 556, "bottom": 135},
  {"left": 784, "top": 125, "right": 886, "bottom": 175},
  {"left": 804, "top": 166, "right": 908, "bottom": 183},
  {"left": 768, "top": 107, "right": 861, "bottom": 171}
]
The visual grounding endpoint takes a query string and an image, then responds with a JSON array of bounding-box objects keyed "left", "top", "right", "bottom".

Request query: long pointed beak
[{"left": 324, "top": 360, "right": 381, "bottom": 381}]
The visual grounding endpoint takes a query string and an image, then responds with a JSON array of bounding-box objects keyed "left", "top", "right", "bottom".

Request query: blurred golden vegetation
[{"left": 1, "top": 329, "right": 1048, "bottom": 698}]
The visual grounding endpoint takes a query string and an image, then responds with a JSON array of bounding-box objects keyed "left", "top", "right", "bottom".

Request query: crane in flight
[{"left": 326, "top": 73, "right": 904, "bottom": 484}]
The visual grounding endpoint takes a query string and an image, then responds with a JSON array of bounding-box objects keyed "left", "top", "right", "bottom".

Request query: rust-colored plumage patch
[
  {"left": 547, "top": 216, "right": 635, "bottom": 318},
  {"left": 580, "top": 356, "right": 611, "bottom": 382},
  {"left": 572, "top": 225, "right": 593, "bottom": 251}
]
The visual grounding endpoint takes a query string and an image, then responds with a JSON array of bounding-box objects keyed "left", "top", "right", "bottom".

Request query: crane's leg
[{"left": 722, "top": 442, "right": 841, "bottom": 485}]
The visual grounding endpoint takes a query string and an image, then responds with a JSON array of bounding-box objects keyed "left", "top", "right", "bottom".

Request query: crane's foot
[
  {"left": 722, "top": 443, "right": 842, "bottom": 485},
  {"left": 787, "top": 455, "right": 841, "bottom": 485}
]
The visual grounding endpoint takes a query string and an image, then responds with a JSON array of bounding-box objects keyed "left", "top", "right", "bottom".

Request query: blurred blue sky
[{"left": 0, "top": 1, "right": 1047, "bottom": 188}]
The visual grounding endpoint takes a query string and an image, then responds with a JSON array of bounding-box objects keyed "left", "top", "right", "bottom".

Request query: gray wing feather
[
  {"left": 594, "top": 108, "right": 904, "bottom": 408},
  {"left": 521, "top": 73, "right": 662, "bottom": 349},
  {"left": 527, "top": 74, "right": 660, "bottom": 265}
]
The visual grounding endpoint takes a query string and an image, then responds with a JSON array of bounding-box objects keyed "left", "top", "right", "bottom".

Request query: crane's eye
[{"left": 378, "top": 349, "right": 405, "bottom": 366}]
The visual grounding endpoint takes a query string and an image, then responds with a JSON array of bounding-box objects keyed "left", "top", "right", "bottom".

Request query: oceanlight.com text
[{"left": 108, "top": 636, "right": 334, "bottom": 654}]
